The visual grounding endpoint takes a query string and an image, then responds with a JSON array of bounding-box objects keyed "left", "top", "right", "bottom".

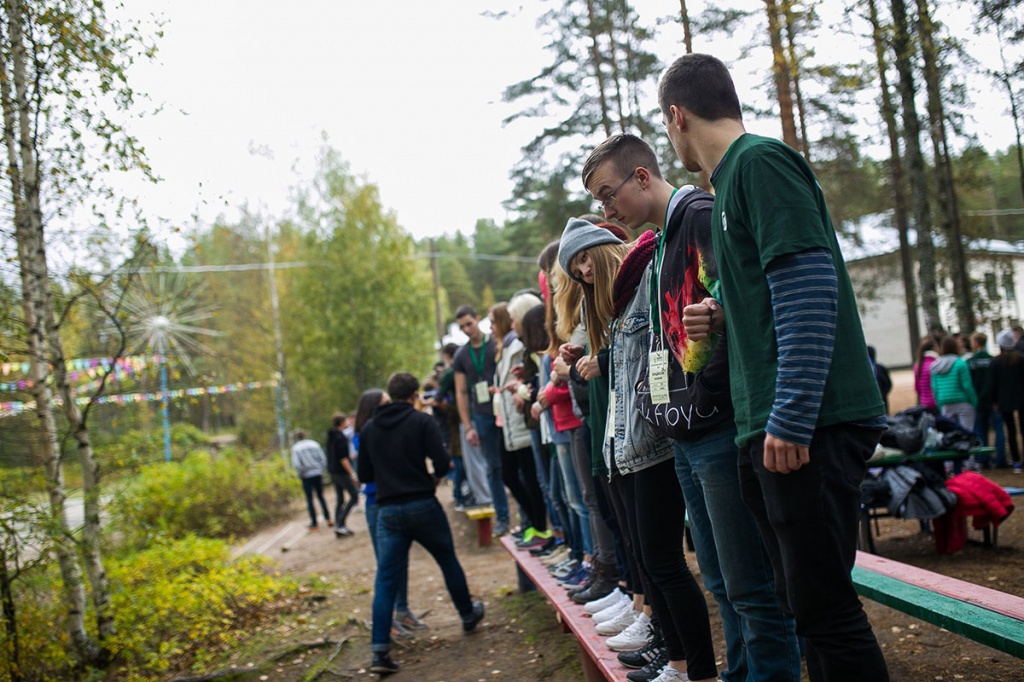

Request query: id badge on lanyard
[
  {"left": 649, "top": 349, "right": 670, "bottom": 405},
  {"left": 474, "top": 381, "right": 490, "bottom": 405}
]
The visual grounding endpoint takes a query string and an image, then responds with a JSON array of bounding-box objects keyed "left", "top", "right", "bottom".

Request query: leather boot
[{"left": 570, "top": 560, "right": 618, "bottom": 604}]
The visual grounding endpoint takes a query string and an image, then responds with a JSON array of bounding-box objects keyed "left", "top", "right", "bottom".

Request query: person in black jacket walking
[
  {"left": 357, "top": 372, "right": 485, "bottom": 675},
  {"left": 326, "top": 412, "right": 359, "bottom": 537}
]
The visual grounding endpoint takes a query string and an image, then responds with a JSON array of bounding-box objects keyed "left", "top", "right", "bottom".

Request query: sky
[{"left": 112, "top": 1, "right": 1020, "bottom": 251}]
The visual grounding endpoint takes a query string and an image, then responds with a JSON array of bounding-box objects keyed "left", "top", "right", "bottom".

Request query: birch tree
[{"left": 0, "top": 0, "right": 157, "bottom": 666}]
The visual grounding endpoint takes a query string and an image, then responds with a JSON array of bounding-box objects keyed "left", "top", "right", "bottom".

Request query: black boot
[{"left": 570, "top": 560, "right": 618, "bottom": 604}]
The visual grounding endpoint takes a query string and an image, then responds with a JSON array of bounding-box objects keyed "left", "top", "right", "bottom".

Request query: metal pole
[
  {"left": 160, "top": 360, "right": 171, "bottom": 463},
  {"left": 430, "top": 238, "right": 445, "bottom": 360}
]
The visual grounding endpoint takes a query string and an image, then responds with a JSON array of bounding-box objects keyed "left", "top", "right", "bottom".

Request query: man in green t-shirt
[{"left": 660, "top": 53, "right": 889, "bottom": 682}]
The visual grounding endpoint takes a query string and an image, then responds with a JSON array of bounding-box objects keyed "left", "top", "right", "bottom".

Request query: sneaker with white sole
[
  {"left": 592, "top": 597, "right": 631, "bottom": 625},
  {"left": 606, "top": 611, "right": 651, "bottom": 651},
  {"left": 585, "top": 586, "right": 629, "bottom": 615},
  {"left": 649, "top": 665, "right": 690, "bottom": 682},
  {"left": 595, "top": 607, "right": 639, "bottom": 636}
]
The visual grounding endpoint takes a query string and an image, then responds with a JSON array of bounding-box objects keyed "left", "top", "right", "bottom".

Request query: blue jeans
[
  {"left": 556, "top": 440, "right": 592, "bottom": 556},
  {"left": 548, "top": 448, "right": 580, "bottom": 558},
  {"left": 371, "top": 498, "right": 473, "bottom": 652},
  {"left": 675, "top": 429, "right": 801, "bottom": 682},
  {"left": 530, "top": 429, "right": 561, "bottom": 530},
  {"left": 449, "top": 456, "right": 472, "bottom": 506},
  {"left": 739, "top": 424, "right": 889, "bottom": 682},
  {"left": 366, "top": 502, "right": 408, "bottom": 613},
  {"left": 472, "top": 413, "right": 510, "bottom": 525}
]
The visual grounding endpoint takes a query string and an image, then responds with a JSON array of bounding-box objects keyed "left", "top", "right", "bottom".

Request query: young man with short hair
[
  {"left": 291, "top": 430, "right": 331, "bottom": 529},
  {"left": 664, "top": 53, "right": 889, "bottom": 681},
  {"left": 357, "top": 372, "right": 484, "bottom": 674},
  {"left": 583, "top": 132, "right": 800, "bottom": 682},
  {"left": 326, "top": 412, "right": 359, "bottom": 537},
  {"left": 452, "top": 305, "right": 510, "bottom": 535}
]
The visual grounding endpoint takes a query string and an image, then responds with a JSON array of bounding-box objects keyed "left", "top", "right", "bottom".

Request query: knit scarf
[{"left": 612, "top": 230, "right": 657, "bottom": 318}]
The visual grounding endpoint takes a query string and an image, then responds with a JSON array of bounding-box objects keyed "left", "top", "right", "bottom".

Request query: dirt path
[{"left": 234, "top": 451, "right": 1024, "bottom": 681}]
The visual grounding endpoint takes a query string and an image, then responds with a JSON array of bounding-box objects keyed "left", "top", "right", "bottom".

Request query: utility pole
[
  {"left": 430, "top": 238, "right": 445, "bottom": 360},
  {"left": 266, "top": 225, "right": 290, "bottom": 455}
]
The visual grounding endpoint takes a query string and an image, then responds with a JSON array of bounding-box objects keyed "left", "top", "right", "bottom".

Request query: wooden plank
[
  {"left": 465, "top": 505, "right": 495, "bottom": 521},
  {"left": 856, "top": 551, "right": 1024, "bottom": 621},
  {"left": 852, "top": 566, "right": 1024, "bottom": 658},
  {"left": 499, "top": 535, "right": 630, "bottom": 681}
]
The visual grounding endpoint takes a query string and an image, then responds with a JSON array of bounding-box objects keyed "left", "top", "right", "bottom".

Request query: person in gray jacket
[{"left": 291, "top": 430, "right": 331, "bottom": 529}]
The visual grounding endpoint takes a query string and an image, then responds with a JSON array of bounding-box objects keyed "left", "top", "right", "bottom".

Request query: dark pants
[
  {"left": 371, "top": 498, "right": 473, "bottom": 652},
  {"left": 500, "top": 441, "right": 547, "bottom": 532},
  {"left": 593, "top": 471, "right": 629, "bottom": 584},
  {"left": 623, "top": 460, "right": 717, "bottom": 680},
  {"left": 738, "top": 424, "right": 889, "bottom": 682},
  {"left": 333, "top": 474, "right": 359, "bottom": 528},
  {"left": 301, "top": 475, "right": 330, "bottom": 526},
  {"left": 1001, "top": 410, "right": 1024, "bottom": 465}
]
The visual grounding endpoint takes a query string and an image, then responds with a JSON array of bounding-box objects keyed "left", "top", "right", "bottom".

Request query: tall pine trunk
[
  {"left": 869, "top": 0, "right": 921, "bottom": 359},
  {"left": 783, "top": 0, "right": 811, "bottom": 161},
  {"left": 915, "top": 0, "right": 974, "bottom": 333},
  {"left": 890, "top": 0, "right": 943, "bottom": 334},
  {"left": 764, "top": 0, "right": 800, "bottom": 151},
  {"left": 585, "top": 0, "right": 614, "bottom": 138}
]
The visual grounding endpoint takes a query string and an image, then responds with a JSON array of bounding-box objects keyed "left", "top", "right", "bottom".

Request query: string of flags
[
  {"left": 0, "top": 354, "right": 165, "bottom": 380},
  {"left": 0, "top": 379, "right": 276, "bottom": 420}
]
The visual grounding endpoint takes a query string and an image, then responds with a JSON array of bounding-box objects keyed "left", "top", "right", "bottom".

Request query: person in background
[
  {"left": 867, "top": 346, "right": 892, "bottom": 415},
  {"left": 930, "top": 335, "right": 978, "bottom": 431},
  {"left": 327, "top": 412, "right": 359, "bottom": 538},
  {"left": 358, "top": 372, "right": 485, "bottom": 675},
  {"left": 355, "top": 389, "right": 427, "bottom": 638},
  {"left": 992, "top": 329, "right": 1024, "bottom": 474},
  {"left": 914, "top": 336, "right": 940, "bottom": 412},
  {"left": 967, "top": 332, "right": 1006, "bottom": 469},
  {"left": 291, "top": 430, "right": 331, "bottom": 530}
]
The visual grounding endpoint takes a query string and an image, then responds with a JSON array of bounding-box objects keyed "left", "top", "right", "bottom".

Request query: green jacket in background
[{"left": 930, "top": 354, "right": 978, "bottom": 408}]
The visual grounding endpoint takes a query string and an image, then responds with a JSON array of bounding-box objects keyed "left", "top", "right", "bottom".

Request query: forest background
[{"left": 0, "top": 0, "right": 1023, "bottom": 678}]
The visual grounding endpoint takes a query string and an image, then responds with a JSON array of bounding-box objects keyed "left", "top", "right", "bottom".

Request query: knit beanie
[
  {"left": 559, "top": 218, "right": 624, "bottom": 283},
  {"left": 996, "top": 329, "right": 1016, "bottom": 350}
]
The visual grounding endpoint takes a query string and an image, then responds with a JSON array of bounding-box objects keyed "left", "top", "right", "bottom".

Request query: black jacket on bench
[{"left": 357, "top": 401, "right": 450, "bottom": 506}]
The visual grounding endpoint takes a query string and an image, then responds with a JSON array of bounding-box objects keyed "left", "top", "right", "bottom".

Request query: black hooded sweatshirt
[{"left": 356, "top": 401, "right": 450, "bottom": 506}]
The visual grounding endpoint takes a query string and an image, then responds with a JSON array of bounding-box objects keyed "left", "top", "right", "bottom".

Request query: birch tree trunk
[
  {"left": 869, "top": 0, "right": 921, "bottom": 359},
  {"left": 890, "top": 0, "right": 943, "bottom": 334},
  {"left": 3, "top": 0, "right": 104, "bottom": 664}
]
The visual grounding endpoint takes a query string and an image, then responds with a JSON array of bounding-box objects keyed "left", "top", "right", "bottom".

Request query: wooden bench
[
  {"left": 500, "top": 535, "right": 630, "bottom": 682},
  {"left": 853, "top": 550, "right": 1024, "bottom": 658},
  {"left": 464, "top": 505, "right": 495, "bottom": 547}
]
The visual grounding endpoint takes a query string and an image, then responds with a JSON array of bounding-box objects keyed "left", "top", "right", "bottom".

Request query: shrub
[{"left": 110, "top": 447, "right": 296, "bottom": 547}]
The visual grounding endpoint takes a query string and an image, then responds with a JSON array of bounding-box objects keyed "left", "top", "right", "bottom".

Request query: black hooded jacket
[{"left": 356, "top": 401, "right": 450, "bottom": 506}]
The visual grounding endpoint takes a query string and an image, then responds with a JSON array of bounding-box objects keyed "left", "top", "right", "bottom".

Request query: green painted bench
[{"left": 853, "top": 551, "right": 1024, "bottom": 658}]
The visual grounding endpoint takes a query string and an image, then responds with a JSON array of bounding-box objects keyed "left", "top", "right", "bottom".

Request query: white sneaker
[
  {"left": 595, "top": 607, "right": 639, "bottom": 636},
  {"left": 591, "top": 596, "right": 631, "bottom": 625},
  {"left": 606, "top": 611, "right": 651, "bottom": 651},
  {"left": 584, "top": 586, "right": 628, "bottom": 615},
  {"left": 650, "top": 665, "right": 690, "bottom": 682}
]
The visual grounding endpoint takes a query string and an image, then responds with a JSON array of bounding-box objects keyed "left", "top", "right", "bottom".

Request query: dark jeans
[
  {"left": 371, "top": 497, "right": 473, "bottom": 652},
  {"left": 738, "top": 424, "right": 889, "bottom": 682},
  {"left": 1001, "top": 410, "right": 1024, "bottom": 465},
  {"left": 623, "top": 460, "right": 717, "bottom": 680},
  {"left": 974, "top": 409, "right": 1006, "bottom": 466},
  {"left": 301, "top": 475, "right": 330, "bottom": 526},
  {"left": 472, "top": 413, "right": 510, "bottom": 524},
  {"left": 366, "top": 502, "right": 408, "bottom": 613},
  {"left": 333, "top": 474, "right": 359, "bottom": 528},
  {"left": 500, "top": 441, "right": 547, "bottom": 533}
]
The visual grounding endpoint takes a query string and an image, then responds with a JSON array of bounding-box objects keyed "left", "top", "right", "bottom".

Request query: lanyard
[
  {"left": 468, "top": 335, "right": 488, "bottom": 376},
  {"left": 649, "top": 188, "right": 678, "bottom": 341}
]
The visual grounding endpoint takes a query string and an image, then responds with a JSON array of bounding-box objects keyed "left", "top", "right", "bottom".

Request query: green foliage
[
  {"left": 4, "top": 536, "right": 295, "bottom": 681},
  {"left": 94, "top": 423, "right": 212, "bottom": 477},
  {"left": 110, "top": 448, "right": 295, "bottom": 547}
]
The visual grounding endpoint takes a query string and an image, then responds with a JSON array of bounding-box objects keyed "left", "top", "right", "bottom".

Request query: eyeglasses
[{"left": 596, "top": 169, "right": 636, "bottom": 212}]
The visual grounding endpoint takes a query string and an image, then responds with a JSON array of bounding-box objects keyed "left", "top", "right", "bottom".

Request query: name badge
[
  {"left": 648, "top": 350, "right": 670, "bottom": 405},
  {"left": 474, "top": 381, "right": 490, "bottom": 405}
]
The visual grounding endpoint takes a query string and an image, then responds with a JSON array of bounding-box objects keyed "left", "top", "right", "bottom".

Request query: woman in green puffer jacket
[{"left": 930, "top": 335, "right": 978, "bottom": 430}]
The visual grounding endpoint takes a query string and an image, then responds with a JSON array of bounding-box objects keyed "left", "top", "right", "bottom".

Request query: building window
[
  {"left": 986, "top": 272, "right": 998, "bottom": 299},
  {"left": 1004, "top": 272, "right": 1017, "bottom": 302}
]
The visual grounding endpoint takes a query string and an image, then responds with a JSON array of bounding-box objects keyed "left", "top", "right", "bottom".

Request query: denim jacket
[{"left": 605, "top": 262, "right": 675, "bottom": 475}]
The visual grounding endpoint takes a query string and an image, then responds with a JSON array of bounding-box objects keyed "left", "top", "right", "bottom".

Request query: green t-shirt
[{"left": 710, "top": 133, "right": 883, "bottom": 446}]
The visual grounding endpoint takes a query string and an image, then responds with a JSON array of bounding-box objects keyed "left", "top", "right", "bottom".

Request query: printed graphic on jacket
[{"left": 661, "top": 233, "right": 722, "bottom": 374}]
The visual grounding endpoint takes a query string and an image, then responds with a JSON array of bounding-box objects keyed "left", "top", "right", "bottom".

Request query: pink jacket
[
  {"left": 545, "top": 382, "right": 582, "bottom": 433},
  {"left": 914, "top": 352, "right": 938, "bottom": 408}
]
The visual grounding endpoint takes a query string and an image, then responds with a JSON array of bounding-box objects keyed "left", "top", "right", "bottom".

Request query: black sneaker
[
  {"left": 370, "top": 651, "right": 400, "bottom": 674},
  {"left": 625, "top": 649, "right": 669, "bottom": 682},
  {"left": 462, "top": 600, "right": 485, "bottom": 632},
  {"left": 617, "top": 631, "right": 664, "bottom": 669}
]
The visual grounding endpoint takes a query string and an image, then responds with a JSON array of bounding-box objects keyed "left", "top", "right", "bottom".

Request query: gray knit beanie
[
  {"left": 558, "top": 218, "right": 624, "bottom": 283},
  {"left": 996, "top": 329, "right": 1016, "bottom": 350}
]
